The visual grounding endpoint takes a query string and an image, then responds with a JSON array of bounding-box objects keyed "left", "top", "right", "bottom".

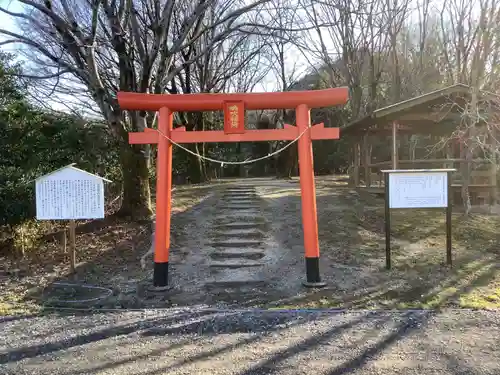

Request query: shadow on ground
[{"left": 0, "top": 309, "right": 437, "bottom": 375}]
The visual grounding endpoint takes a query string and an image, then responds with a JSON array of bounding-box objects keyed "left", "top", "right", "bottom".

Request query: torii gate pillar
[
  {"left": 296, "top": 104, "right": 323, "bottom": 286},
  {"left": 118, "top": 88, "right": 349, "bottom": 290}
]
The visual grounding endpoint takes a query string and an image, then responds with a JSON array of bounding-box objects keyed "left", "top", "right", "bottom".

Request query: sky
[
  {"left": 0, "top": 0, "right": 479, "bottom": 115},
  {"left": 0, "top": 0, "right": 311, "bottom": 114},
  {"left": 0, "top": 0, "right": 22, "bottom": 41}
]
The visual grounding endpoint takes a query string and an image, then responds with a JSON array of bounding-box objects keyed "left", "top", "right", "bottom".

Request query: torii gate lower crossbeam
[{"left": 118, "top": 88, "right": 348, "bottom": 289}]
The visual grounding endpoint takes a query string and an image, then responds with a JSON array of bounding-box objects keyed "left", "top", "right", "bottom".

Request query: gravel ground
[{"left": 1, "top": 308, "right": 499, "bottom": 374}]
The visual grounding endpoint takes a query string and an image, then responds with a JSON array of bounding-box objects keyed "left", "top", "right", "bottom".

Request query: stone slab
[
  {"left": 210, "top": 249, "right": 265, "bottom": 260},
  {"left": 215, "top": 228, "right": 263, "bottom": 237},
  {"left": 221, "top": 205, "right": 260, "bottom": 211},
  {"left": 223, "top": 201, "right": 259, "bottom": 205},
  {"left": 215, "top": 212, "right": 262, "bottom": 221},
  {"left": 214, "top": 222, "right": 264, "bottom": 230},
  {"left": 205, "top": 265, "right": 265, "bottom": 288},
  {"left": 225, "top": 187, "right": 256, "bottom": 191},
  {"left": 211, "top": 239, "right": 262, "bottom": 248},
  {"left": 224, "top": 190, "right": 257, "bottom": 196},
  {"left": 224, "top": 201, "right": 259, "bottom": 206},
  {"left": 209, "top": 260, "right": 263, "bottom": 268}
]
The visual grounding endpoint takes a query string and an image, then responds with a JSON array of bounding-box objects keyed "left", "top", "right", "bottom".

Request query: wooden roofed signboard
[{"left": 35, "top": 164, "right": 111, "bottom": 220}]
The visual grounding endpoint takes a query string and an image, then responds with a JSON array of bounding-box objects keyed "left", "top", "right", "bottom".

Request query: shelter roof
[{"left": 341, "top": 84, "right": 490, "bottom": 136}]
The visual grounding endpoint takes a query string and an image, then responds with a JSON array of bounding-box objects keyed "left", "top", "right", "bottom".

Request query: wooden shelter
[{"left": 342, "top": 84, "right": 498, "bottom": 205}]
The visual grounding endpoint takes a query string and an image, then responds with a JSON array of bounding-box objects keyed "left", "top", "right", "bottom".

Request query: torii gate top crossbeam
[{"left": 117, "top": 87, "right": 348, "bottom": 112}]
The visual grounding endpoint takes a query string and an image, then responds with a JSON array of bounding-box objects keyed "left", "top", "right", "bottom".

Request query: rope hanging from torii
[{"left": 154, "top": 126, "right": 310, "bottom": 166}]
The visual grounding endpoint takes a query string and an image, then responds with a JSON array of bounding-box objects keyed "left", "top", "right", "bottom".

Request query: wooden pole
[
  {"left": 446, "top": 171, "right": 453, "bottom": 266},
  {"left": 392, "top": 121, "right": 398, "bottom": 169},
  {"left": 69, "top": 220, "right": 76, "bottom": 273},
  {"left": 384, "top": 172, "right": 391, "bottom": 270},
  {"left": 61, "top": 229, "right": 67, "bottom": 253},
  {"left": 489, "top": 131, "right": 497, "bottom": 205},
  {"left": 363, "top": 134, "right": 371, "bottom": 187},
  {"left": 354, "top": 141, "right": 360, "bottom": 187}
]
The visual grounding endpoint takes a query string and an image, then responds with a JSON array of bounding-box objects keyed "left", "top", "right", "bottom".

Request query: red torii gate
[{"left": 117, "top": 88, "right": 348, "bottom": 289}]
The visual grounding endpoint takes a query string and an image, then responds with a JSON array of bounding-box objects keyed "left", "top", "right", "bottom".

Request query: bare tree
[
  {"left": 171, "top": 9, "right": 270, "bottom": 182},
  {"left": 0, "top": 0, "right": 270, "bottom": 217},
  {"left": 300, "top": 0, "right": 409, "bottom": 118},
  {"left": 437, "top": 0, "right": 500, "bottom": 214}
]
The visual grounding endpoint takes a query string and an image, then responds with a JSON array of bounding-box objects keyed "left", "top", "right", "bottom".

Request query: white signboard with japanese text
[
  {"left": 388, "top": 171, "right": 448, "bottom": 209},
  {"left": 35, "top": 166, "right": 107, "bottom": 220}
]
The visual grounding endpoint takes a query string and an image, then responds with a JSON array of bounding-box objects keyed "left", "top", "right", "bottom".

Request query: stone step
[
  {"left": 205, "top": 266, "right": 266, "bottom": 289},
  {"left": 209, "top": 259, "right": 263, "bottom": 268},
  {"left": 215, "top": 212, "right": 263, "bottom": 221},
  {"left": 212, "top": 239, "right": 262, "bottom": 248},
  {"left": 215, "top": 222, "right": 264, "bottom": 230},
  {"left": 224, "top": 190, "right": 256, "bottom": 194},
  {"left": 210, "top": 249, "right": 265, "bottom": 260},
  {"left": 225, "top": 196, "right": 258, "bottom": 200},
  {"left": 225, "top": 192, "right": 256, "bottom": 196},
  {"left": 215, "top": 228, "right": 263, "bottom": 238},
  {"left": 224, "top": 196, "right": 258, "bottom": 201},
  {"left": 221, "top": 205, "right": 261, "bottom": 211},
  {"left": 226, "top": 187, "right": 256, "bottom": 191},
  {"left": 223, "top": 198, "right": 259, "bottom": 206},
  {"left": 217, "top": 211, "right": 260, "bottom": 218}
]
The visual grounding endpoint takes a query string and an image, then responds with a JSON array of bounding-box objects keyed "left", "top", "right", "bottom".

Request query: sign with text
[
  {"left": 381, "top": 169, "right": 455, "bottom": 269},
  {"left": 388, "top": 171, "right": 448, "bottom": 208},
  {"left": 223, "top": 101, "right": 245, "bottom": 134},
  {"left": 35, "top": 165, "right": 108, "bottom": 220}
]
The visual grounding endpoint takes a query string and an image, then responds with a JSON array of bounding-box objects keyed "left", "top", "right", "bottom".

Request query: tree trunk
[
  {"left": 186, "top": 145, "right": 205, "bottom": 184},
  {"left": 116, "top": 143, "right": 153, "bottom": 219}
]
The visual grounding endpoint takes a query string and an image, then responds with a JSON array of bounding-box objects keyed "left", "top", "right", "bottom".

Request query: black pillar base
[
  {"left": 303, "top": 257, "right": 326, "bottom": 288},
  {"left": 151, "top": 262, "right": 170, "bottom": 291}
]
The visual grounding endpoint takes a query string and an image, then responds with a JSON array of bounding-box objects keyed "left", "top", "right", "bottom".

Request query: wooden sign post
[
  {"left": 68, "top": 219, "right": 76, "bottom": 273},
  {"left": 35, "top": 164, "right": 111, "bottom": 273},
  {"left": 382, "top": 169, "right": 455, "bottom": 269}
]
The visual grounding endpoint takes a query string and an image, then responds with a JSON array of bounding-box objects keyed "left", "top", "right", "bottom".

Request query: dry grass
[
  {"left": 272, "top": 180, "right": 500, "bottom": 310},
  {"left": 0, "top": 184, "right": 215, "bottom": 316}
]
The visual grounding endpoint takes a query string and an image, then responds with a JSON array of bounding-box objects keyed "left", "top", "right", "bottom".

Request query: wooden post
[
  {"left": 348, "top": 143, "right": 354, "bottom": 186},
  {"left": 384, "top": 172, "right": 391, "bottom": 269},
  {"left": 61, "top": 229, "right": 67, "bottom": 253},
  {"left": 391, "top": 121, "right": 398, "bottom": 169},
  {"left": 353, "top": 140, "right": 360, "bottom": 187},
  {"left": 490, "top": 132, "right": 497, "bottom": 205},
  {"left": 446, "top": 171, "right": 453, "bottom": 266},
  {"left": 69, "top": 220, "right": 76, "bottom": 273},
  {"left": 363, "top": 134, "right": 371, "bottom": 187}
]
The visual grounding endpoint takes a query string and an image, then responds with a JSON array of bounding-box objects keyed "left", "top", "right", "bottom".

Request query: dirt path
[
  {"left": 150, "top": 179, "right": 303, "bottom": 307},
  {"left": 1, "top": 309, "right": 499, "bottom": 374}
]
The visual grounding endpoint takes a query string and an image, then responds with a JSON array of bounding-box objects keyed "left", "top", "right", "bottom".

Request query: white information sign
[
  {"left": 388, "top": 171, "right": 448, "bottom": 209},
  {"left": 35, "top": 166, "right": 107, "bottom": 220}
]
